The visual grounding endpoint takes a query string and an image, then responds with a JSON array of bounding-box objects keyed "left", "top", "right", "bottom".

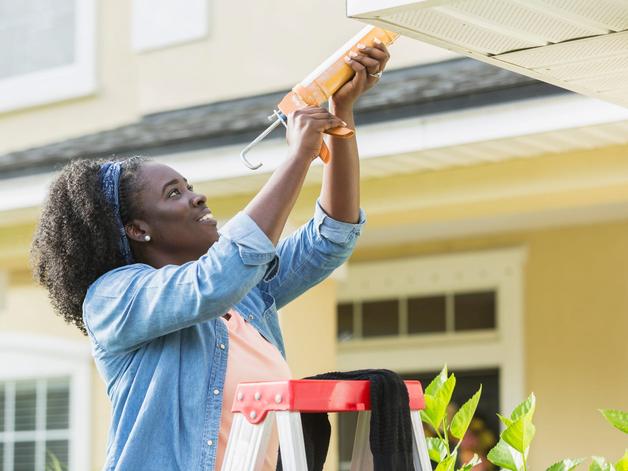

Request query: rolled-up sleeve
[
  {"left": 83, "top": 212, "right": 277, "bottom": 353},
  {"left": 264, "top": 200, "right": 366, "bottom": 309},
  {"left": 220, "top": 212, "right": 279, "bottom": 281},
  {"left": 313, "top": 200, "right": 366, "bottom": 245}
]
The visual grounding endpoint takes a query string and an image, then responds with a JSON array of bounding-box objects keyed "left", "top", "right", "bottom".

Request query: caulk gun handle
[
  {"left": 319, "top": 142, "right": 330, "bottom": 164},
  {"left": 318, "top": 125, "right": 354, "bottom": 163}
]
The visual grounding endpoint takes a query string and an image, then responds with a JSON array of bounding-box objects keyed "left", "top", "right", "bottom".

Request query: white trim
[
  {"left": 336, "top": 247, "right": 526, "bottom": 416},
  {"left": 0, "top": 0, "right": 97, "bottom": 113},
  {"left": 3, "top": 92, "right": 628, "bottom": 213},
  {"left": 0, "top": 333, "right": 91, "bottom": 471},
  {"left": 159, "top": 93, "right": 628, "bottom": 183}
]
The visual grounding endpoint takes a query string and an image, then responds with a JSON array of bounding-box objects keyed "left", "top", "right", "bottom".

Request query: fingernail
[
  {"left": 357, "top": 43, "right": 365, "bottom": 50},
  {"left": 349, "top": 51, "right": 358, "bottom": 58},
  {"left": 344, "top": 55, "right": 352, "bottom": 62},
  {"left": 342, "top": 121, "right": 348, "bottom": 126},
  {"left": 374, "top": 37, "right": 382, "bottom": 45}
]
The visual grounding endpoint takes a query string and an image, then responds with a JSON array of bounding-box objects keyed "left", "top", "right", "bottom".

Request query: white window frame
[
  {"left": 131, "top": 0, "right": 209, "bottom": 52},
  {"left": 0, "top": 0, "right": 97, "bottom": 113},
  {"left": 336, "top": 247, "right": 526, "bottom": 416},
  {"left": 0, "top": 333, "right": 91, "bottom": 471}
]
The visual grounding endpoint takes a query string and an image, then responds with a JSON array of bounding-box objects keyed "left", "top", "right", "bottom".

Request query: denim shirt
[{"left": 83, "top": 201, "right": 365, "bottom": 471}]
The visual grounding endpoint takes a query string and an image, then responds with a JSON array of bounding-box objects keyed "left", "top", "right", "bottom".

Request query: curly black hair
[{"left": 30, "top": 156, "right": 146, "bottom": 335}]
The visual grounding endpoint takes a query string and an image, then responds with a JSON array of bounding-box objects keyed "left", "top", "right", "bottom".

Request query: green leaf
[
  {"left": 501, "top": 414, "right": 536, "bottom": 454},
  {"left": 433, "top": 374, "right": 456, "bottom": 430},
  {"left": 487, "top": 439, "right": 520, "bottom": 471},
  {"left": 421, "top": 394, "right": 438, "bottom": 430},
  {"left": 435, "top": 452, "right": 457, "bottom": 471},
  {"left": 426, "top": 437, "right": 448, "bottom": 463},
  {"left": 545, "top": 458, "right": 585, "bottom": 471},
  {"left": 422, "top": 374, "right": 456, "bottom": 431},
  {"left": 600, "top": 409, "right": 628, "bottom": 434},
  {"left": 451, "top": 385, "right": 482, "bottom": 439},
  {"left": 498, "top": 413, "right": 514, "bottom": 428},
  {"left": 615, "top": 450, "right": 628, "bottom": 471},
  {"left": 590, "top": 456, "right": 616, "bottom": 471},
  {"left": 511, "top": 393, "right": 536, "bottom": 422},
  {"left": 458, "top": 453, "right": 482, "bottom": 471},
  {"left": 425, "top": 365, "right": 449, "bottom": 396}
]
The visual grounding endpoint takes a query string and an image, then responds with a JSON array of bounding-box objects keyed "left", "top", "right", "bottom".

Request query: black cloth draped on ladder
[{"left": 276, "top": 369, "right": 415, "bottom": 471}]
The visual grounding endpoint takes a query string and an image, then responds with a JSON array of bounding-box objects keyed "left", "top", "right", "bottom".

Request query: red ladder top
[{"left": 231, "top": 379, "right": 425, "bottom": 424}]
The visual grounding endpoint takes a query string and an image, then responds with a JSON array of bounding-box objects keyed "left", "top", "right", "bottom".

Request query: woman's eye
[
  {"left": 187, "top": 185, "right": 194, "bottom": 191},
  {"left": 168, "top": 188, "right": 180, "bottom": 198}
]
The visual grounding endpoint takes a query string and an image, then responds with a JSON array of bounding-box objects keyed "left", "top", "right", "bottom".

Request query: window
[
  {"left": 0, "top": 334, "right": 91, "bottom": 471},
  {"left": 337, "top": 290, "right": 496, "bottom": 340},
  {"left": 335, "top": 248, "right": 526, "bottom": 469},
  {"left": 0, "top": 0, "right": 96, "bottom": 112},
  {"left": 0, "top": 378, "right": 70, "bottom": 471}
]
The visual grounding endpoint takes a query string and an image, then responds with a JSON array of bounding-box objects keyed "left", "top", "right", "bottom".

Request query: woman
[{"left": 31, "top": 43, "right": 389, "bottom": 470}]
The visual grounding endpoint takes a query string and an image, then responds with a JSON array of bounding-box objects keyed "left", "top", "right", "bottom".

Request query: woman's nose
[{"left": 191, "top": 192, "right": 207, "bottom": 207}]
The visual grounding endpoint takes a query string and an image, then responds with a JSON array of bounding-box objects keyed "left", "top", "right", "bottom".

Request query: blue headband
[{"left": 99, "top": 162, "right": 134, "bottom": 264}]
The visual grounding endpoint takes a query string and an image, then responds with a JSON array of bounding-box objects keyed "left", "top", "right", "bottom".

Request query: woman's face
[{"left": 128, "top": 162, "right": 219, "bottom": 266}]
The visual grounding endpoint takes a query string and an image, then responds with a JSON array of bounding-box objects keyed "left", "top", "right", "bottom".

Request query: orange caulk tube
[{"left": 241, "top": 25, "right": 399, "bottom": 170}]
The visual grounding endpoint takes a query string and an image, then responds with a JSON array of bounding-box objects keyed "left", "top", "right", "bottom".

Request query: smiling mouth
[{"left": 197, "top": 213, "right": 218, "bottom": 225}]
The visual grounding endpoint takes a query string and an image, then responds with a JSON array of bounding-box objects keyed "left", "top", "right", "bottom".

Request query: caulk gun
[{"left": 241, "top": 25, "right": 399, "bottom": 170}]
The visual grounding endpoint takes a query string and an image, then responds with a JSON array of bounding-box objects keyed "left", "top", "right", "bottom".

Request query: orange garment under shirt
[{"left": 216, "top": 310, "right": 292, "bottom": 470}]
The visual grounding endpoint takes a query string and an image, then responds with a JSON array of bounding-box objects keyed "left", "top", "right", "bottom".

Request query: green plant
[
  {"left": 420, "top": 365, "right": 483, "bottom": 471},
  {"left": 485, "top": 396, "right": 628, "bottom": 471},
  {"left": 486, "top": 392, "right": 537, "bottom": 471},
  {"left": 46, "top": 451, "right": 66, "bottom": 471}
]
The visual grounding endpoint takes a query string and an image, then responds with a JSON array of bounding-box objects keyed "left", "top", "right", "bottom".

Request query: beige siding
[{"left": 349, "top": 219, "right": 628, "bottom": 469}]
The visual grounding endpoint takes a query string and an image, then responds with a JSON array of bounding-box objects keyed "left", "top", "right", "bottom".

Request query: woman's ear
[{"left": 125, "top": 220, "right": 150, "bottom": 243}]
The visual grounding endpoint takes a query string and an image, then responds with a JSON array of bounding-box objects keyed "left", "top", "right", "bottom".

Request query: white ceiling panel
[
  {"left": 535, "top": 0, "right": 628, "bottom": 32},
  {"left": 349, "top": 0, "right": 628, "bottom": 108}
]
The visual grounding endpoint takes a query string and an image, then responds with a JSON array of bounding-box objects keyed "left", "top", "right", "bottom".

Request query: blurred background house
[{"left": 0, "top": 1, "right": 626, "bottom": 470}]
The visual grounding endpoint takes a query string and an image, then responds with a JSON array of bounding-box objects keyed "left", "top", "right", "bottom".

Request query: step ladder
[{"left": 221, "top": 379, "right": 433, "bottom": 471}]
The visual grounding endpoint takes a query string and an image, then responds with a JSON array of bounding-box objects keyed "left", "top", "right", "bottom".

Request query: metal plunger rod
[{"left": 240, "top": 111, "right": 287, "bottom": 170}]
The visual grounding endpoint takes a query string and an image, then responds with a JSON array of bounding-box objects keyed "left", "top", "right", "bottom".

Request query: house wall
[
  {"left": 0, "top": 0, "right": 454, "bottom": 155},
  {"left": 344, "top": 219, "right": 628, "bottom": 469},
  {"left": 1, "top": 142, "right": 627, "bottom": 469}
]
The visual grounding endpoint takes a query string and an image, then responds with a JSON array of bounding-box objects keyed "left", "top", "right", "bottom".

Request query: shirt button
[
  {"left": 213, "top": 389, "right": 220, "bottom": 395},
  {"left": 219, "top": 343, "right": 225, "bottom": 350},
  {"left": 248, "top": 314, "right": 254, "bottom": 320},
  {"left": 207, "top": 440, "right": 213, "bottom": 446}
]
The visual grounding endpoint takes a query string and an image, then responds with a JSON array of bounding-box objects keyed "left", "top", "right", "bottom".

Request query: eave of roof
[{"left": 0, "top": 57, "right": 565, "bottom": 178}]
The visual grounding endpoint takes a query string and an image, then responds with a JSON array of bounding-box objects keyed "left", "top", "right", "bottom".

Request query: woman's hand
[
  {"left": 286, "top": 107, "right": 347, "bottom": 161},
  {"left": 331, "top": 39, "right": 391, "bottom": 110}
]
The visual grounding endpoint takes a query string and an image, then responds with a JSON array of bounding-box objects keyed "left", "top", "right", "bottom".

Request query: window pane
[
  {"left": 337, "top": 303, "right": 354, "bottom": 342},
  {"left": 15, "top": 381, "right": 37, "bottom": 432},
  {"left": 47, "top": 378, "right": 70, "bottom": 430},
  {"left": 46, "top": 440, "right": 69, "bottom": 470},
  {"left": 0, "top": 0, "right": 75, "bottom": 80},
  {"left": 454, "top": 291, "right": 496, "bottom": 331},
  {"left": 362, "top": 299, "right": 399, "bottom": 338},
  {"left": 0, "top": 383, "right": 4, "bottom": 432},
  {"left": 14, "top": 441, "right": 36, "bottom": 471},
  {"left": 407, "top": 295, "right": 446, "bottom": 334}
]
